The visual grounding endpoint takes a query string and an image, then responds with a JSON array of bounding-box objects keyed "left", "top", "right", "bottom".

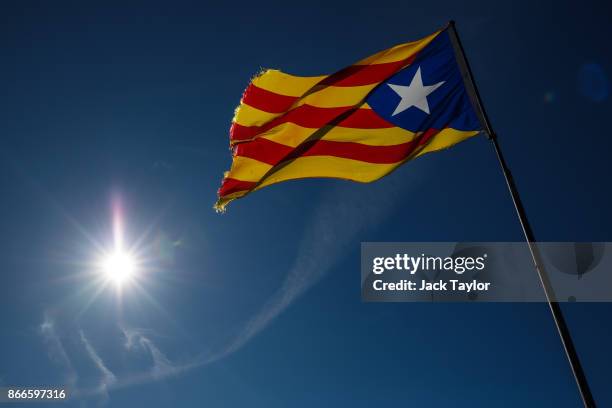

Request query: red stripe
[
  {"left": 235, "top": 135, "right": 427, "bottom": 165},
  {"left": 230, "top": 105, "right": 394, "bottom": 142},
  {"left": 318, "top": 56, "right": 416, "bottom": 87},
  {"left": 241, "top": 85, "right": 299, "bottom": 113},
  {"left": 336, "top": 109, "right": 393, "bottom": 128},
  {"left": 235, "top": 138, "right": 292, "bottom": 165},
  {"left": 218, "top": 178, "right": 257, "bottom": 197}
]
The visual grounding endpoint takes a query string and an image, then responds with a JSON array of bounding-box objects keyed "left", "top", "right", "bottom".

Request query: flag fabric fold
[{"left": 215, "top": 26, "right": 482, "bottom": 211}]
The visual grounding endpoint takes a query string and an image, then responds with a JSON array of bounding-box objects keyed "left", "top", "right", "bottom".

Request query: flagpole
[{"left": 446, "top": 20, "right": 596, "bottom": 408}]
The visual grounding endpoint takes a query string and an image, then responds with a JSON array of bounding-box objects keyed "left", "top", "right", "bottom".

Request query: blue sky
[{"left": 1, "top": 1, "right": 611, "bottom": 406}]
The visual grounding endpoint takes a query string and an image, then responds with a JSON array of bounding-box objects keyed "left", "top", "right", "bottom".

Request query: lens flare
[
  {"left": 96, "top": 193, "right": 141, "bottom": 289},
  {"left": 102, "top": 251, "right": 136, "bottom": 285}
]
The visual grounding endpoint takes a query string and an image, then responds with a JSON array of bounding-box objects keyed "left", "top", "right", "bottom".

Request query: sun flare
[{"left": 102, "top": 250, "right": 136, "bottom": 286}]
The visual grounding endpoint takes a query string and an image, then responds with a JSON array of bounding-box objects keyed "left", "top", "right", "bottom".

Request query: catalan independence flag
[{"left": 215, "top": 26, "right": 482, "bottom": 211}]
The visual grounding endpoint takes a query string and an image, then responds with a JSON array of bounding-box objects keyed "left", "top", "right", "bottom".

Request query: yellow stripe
[
  {"left": 301, "top": 83, "right": 378, "bottom": 107},
  {"left": 259, "top": 122, "right": 417, "bottom": 147},
  {"left": 214, "top": 192, "right": 247, "bottom": 212},
  {"left": 313, "top": 84, "right": 375, "bottom": 108},
  {"left": 226, "top": 156, "right": 272, "bottom": 182},
  {"left": 414, "top": 128, "right": 480, "bottom": 157},
  {"left": 254, "top": 156, "right": 402, "bottom": 189},
  {"left": 357, "top": 30, "right": 441, "bottom": 64},
  {"left": 252, "top": 69, "right": 326, "bottom": 97},
  {"left": 234, "top": 104, "right": 278, "bottom": 127}
]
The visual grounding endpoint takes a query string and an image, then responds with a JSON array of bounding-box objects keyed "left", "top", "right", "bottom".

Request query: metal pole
[{"left": 447, "top": 20, "right": 596, "bottom": 408}]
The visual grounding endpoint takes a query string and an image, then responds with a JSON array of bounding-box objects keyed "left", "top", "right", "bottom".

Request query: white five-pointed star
[{"left": 387, "top": 67, "right": 445, "bottom": 115}]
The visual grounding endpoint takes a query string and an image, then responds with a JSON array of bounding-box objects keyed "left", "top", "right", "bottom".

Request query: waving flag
[{"left": 215, "top": 26, "right": 482, "bottom": 211}]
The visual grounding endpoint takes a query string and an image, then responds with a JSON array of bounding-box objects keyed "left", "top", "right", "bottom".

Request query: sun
[{"left": 102, "top": 250, "right": 136, "bottom": 286}]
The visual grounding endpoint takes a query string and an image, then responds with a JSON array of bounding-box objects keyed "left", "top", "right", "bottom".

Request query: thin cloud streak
[
  {"left": 39, "top": 312, "right": 78, "bottom": 388},
  {"left": 79, "top": 330, "right": 116, "bottom": 398},
  {"left": 195, "top": 168, "right": 426, "bottom": 364},
  {"left": 121, "top": 326, "right": 177, "bottom": 378}
]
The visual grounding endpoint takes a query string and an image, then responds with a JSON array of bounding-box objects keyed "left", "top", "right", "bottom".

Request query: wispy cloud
[
  {"left": 39, "top": 312, "right": 78, "bottom": 388},
  {"left": 121, "top": 326, "right": 177, "bottom": 378},
  {"left": 39, "top": 320, "right": 182, "bottom": 401},
  {"left": 79, "top": 330, "right": 116, "bottom": 399}
]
